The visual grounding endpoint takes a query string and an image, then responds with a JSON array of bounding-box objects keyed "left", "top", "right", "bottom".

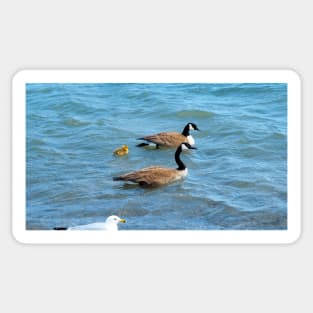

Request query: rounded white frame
[{"left": 12, "top": 70, "right": 301, "bottom": 244}]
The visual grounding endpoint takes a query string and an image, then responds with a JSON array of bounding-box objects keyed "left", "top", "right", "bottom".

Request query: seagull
[{"left": 53, "top": 215, "right": 126, "bottom": 231}]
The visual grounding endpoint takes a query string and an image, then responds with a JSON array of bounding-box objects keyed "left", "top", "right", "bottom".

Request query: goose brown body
[
  {"left": 113, "top": 165, "right": 187, "bottom": 187},
  {"left": 137, "top": 123, "right": 199, "bottom": 148},
  {"left": 140, "top": 132, "right": 187, "bottom": 148}
]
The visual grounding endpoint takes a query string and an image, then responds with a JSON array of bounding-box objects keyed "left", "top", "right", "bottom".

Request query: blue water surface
[{"left": 26, "top": 83, "right": 287, "bottom": 230}]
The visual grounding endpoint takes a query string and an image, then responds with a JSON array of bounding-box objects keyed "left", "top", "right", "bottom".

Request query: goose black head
[
  {"left": 188, "top": 123, "right": 200, "bottom": 131},
  {"left": 182, "top": 123, "right": 200, "bottom": 136}
]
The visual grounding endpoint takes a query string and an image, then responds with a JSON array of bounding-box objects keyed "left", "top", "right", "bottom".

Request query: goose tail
[{"left": 136, "top": 142, "right": 149, "bottom": 147}]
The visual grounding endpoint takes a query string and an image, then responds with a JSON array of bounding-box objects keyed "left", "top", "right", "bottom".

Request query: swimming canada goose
[
  {"left": 53, "top": 215, "right": 126, "bottom": 231},
  {"left": 113, "top": 142, "right": 196, "bottom": 187},
  {"left": 137, "top": 122, "right": 199, "bottom": 148}
]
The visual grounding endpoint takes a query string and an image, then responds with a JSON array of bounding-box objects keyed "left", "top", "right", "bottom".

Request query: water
[{"left": 26, "top": 83, "right": 287, "bottom": 230}]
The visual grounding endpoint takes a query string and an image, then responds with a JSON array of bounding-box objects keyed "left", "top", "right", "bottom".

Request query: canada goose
[
  {"left": 136, "top": 122, "right": 199, "bottom": 148},
  {"left": 113, "top": 142, "right": 196, "bottom": 187},
  {"left": 53, "top": 215, "right": 126, "bottom": 231}
]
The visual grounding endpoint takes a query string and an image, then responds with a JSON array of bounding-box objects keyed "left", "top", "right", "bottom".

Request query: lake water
[{"left": 26, "top": 83, "right": 287, "bottom": 230}]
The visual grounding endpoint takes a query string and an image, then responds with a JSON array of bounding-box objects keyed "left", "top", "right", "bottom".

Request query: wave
[
  {"left": 210, "top": 84, "right": 286, "bottom": 97},
  {"left": 208, "top": 208, "right": 287, "bottom": 230},
  {"left": 176, "top": 110, "right": 215, "bottom": 118},
  {"left": 63, "top": 118, "right": 91, "bottom": 127}
]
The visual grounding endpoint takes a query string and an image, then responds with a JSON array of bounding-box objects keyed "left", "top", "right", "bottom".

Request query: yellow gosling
[{"left": 114, "top": 145, "right": 129, "bottom": 156}]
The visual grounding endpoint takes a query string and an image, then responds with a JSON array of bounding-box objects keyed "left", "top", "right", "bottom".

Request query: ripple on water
[
  {"left": 63, "top": 118, "right": 91, "bottom": 127},
  {"left": 207, "top": 207, "right": 287, "bottom": 230},
  {"left": 176, "top": 110, "right": 215, "bottom": 119}
]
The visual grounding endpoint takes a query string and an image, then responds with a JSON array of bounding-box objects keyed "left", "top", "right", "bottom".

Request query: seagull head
[{"left": 106, "top": 215, "right": 126, "bottom": 224}]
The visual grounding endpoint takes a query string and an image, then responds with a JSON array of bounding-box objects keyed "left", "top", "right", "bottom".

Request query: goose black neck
[
  {"left": 181, "top": 124, "right": 190, "bottom": 137},
  {"left": 175, "top": 145, "right": 186, "bottom": 170}
]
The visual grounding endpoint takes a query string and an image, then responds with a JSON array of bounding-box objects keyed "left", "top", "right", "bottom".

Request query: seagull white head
[
  {"left": 103, "top": 215, "right": 126, "bottom": 231},
  {"left": 106, "top": 215, "right": 126, "bottom": 224}
]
